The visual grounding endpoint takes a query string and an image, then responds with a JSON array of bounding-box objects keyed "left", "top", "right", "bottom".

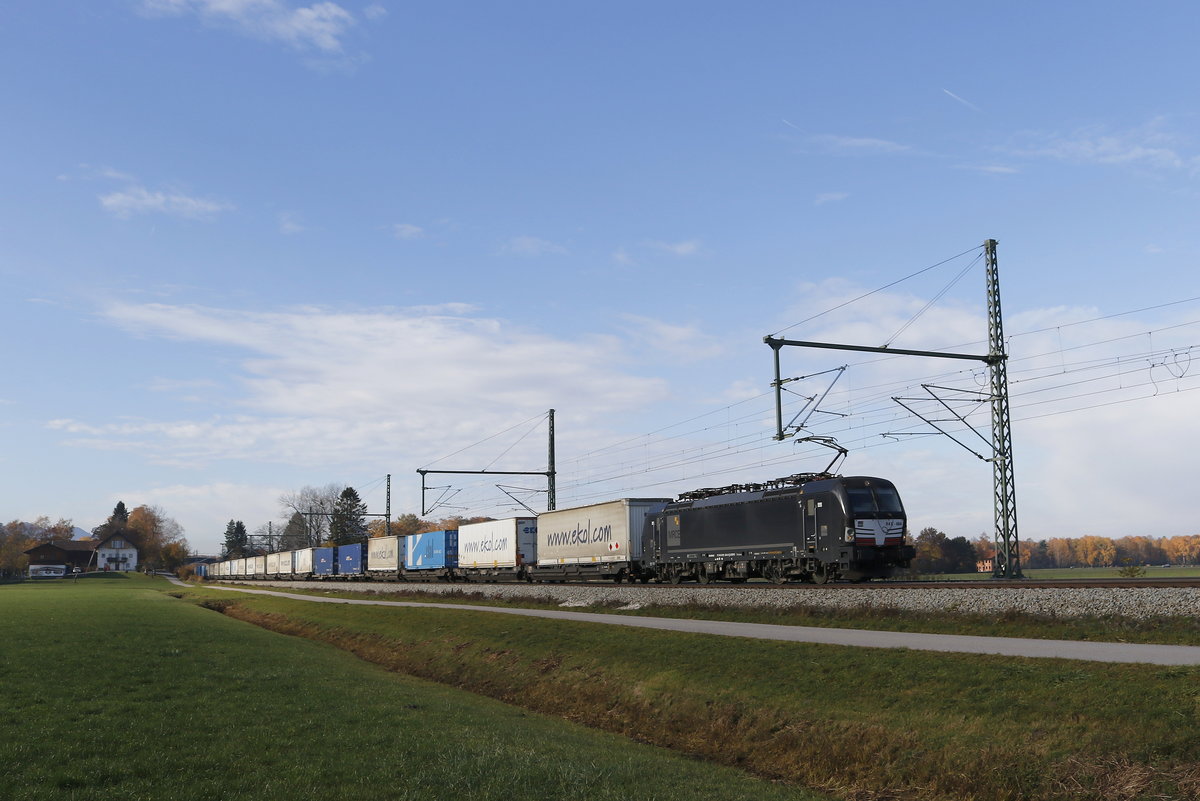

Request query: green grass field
[
  {"left": 0, "top": 575, "right": 826, "bottom": 801},
  {"left": 8, "top": 575, "right": 1200, "bottom": 800},
  {"left": 179, "top": 578, "right": 1200, "bottom": 801}
]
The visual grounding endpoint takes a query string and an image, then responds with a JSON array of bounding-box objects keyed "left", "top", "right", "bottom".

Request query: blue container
[
  {"left": 195, "top": 563, "right": 208, "bottom": 578},
  {"left": 337, "top": 543, "right": 364, "bottom": 575},
  {"left": 314, "top": 547, "right": 336, "bottom": 576},
  {"left": 405, "top": 530, "right": 458, "bottom": 570}
]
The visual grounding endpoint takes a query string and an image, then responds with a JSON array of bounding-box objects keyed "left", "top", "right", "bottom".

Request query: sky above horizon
[{"left": 5, "top": 1, "right": 1200, "bottom": 555}]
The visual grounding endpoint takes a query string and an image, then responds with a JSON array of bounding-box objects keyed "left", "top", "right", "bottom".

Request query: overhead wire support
[
  {"left": 779, "top": 365, "right": 847, "bottom": 440},
  {"left": 416, "top": 408, "right": 557, "bottom": 517},
  {"left": 984, "top": 239, "right": 1022, "bottom": 578},
  {"left": 764, "top": 238, "right": 1022, "bottom": 579}
]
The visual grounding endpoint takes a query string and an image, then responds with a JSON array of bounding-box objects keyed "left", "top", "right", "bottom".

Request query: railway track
[{"left": 259, "top": 577, "right": 1200, "bottom": 590}]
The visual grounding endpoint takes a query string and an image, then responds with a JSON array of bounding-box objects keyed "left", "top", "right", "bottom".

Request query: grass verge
[
  {"left": 181, "top": 580, "right": 1200, "bottom": 801},
  {"left": 0, "top": 576, "right": 828, "bottom": 801}
]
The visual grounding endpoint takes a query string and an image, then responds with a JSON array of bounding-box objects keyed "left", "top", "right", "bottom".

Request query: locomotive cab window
[{"left": 847, "top": 487, "right": 903, "bottom": 514}]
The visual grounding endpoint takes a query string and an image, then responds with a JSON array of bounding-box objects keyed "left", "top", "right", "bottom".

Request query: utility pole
[
  {"left": 385, "top": 474, "right": 392, "bottom": 538},
  {"left": 985, "top": 239, "right": 1021, "bottom": 578},
  {"left": 547, "top": 408, "right": 556, "bottom": 510}
]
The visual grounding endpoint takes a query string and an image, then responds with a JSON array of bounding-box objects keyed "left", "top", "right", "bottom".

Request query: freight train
[{"left": 202, "top": 474, "right": 914, "bottom": 585}]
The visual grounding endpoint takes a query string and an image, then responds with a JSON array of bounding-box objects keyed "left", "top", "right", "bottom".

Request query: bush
[{"left": 1117, "top": 559, "right": 1147, "bottom": 578}]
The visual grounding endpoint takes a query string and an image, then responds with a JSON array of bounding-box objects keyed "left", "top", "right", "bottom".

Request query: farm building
[{"left": 23, "top": 532, "right": 141, "bottom": 575}]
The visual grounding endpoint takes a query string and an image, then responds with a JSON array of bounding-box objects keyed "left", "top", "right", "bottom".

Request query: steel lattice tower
[{"left": 985, "top": 239, "right": 1022, "bottom": 578}]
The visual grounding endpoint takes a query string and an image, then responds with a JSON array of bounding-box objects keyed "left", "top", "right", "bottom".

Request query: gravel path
[{"left": 233, "top": 579, "right": 1200, "bottom": 620}]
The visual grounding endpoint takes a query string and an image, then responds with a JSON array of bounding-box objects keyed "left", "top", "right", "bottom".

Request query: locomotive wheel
[
  {"left": 763, "top": 563, "right": 786, "bottom": 585},
  {"left": 696, "top": 565, "right": 711, "bottom": 585},
  {"left": 668, "top": 567, "right": 682, "bottom": 585},
  {"left": 812, "top": 565, "right": 831, "bottom": 585}
]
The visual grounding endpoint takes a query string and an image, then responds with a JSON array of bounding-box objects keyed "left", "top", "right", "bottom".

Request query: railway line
[
  {"left": 232, "top": 575, "right": 1200, "bottom": 622},
  {"left": 378, "top": 577, "right": 1200, "bottom": 590}
]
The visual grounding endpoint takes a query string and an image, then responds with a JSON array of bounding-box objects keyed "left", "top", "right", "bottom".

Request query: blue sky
[{"left": 5, "top": 1, "right": 1200, "bottom": 554}]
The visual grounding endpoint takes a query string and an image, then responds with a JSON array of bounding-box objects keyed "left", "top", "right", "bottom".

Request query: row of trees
[
  {"left": 1, "top": 502, "right": 191, "bottom": 576},
  {"left": 0, "top": 517, "right": 76, "bottom": 578},
  {"left": 222, "top": 483, "right": 493, "bottom": 558},
  {"left": 914, "top": 528, "right": 1200, "bottom": 573},
  {"left": 1011, "top": 534, "right": 1200, "bottom": 569}
]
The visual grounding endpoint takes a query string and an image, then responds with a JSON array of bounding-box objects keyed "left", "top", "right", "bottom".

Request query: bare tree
[{"left": 278, "top": 484, "right": 343, "bottom": 546}]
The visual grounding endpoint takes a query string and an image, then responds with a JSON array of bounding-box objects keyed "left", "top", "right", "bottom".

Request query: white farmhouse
[{"left": 95, "top": 531, "right": 139, "bottom": 572}]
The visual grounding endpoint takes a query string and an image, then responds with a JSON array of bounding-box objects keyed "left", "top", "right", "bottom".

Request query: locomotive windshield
[{"left": 847, "top": 486, "right": 903, "bottom": 514}]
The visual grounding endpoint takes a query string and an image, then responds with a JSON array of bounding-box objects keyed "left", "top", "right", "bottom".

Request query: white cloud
[
  {"left": 100, "top": 185, "right": 234, "bottom": 220},
  {"left": 140, "top": 0, "right": 356, "bottom": 53},
  {"left": 612, "top": 248, "right": 634, "bottom": 266},
  {"left": 649, "top": 240, "right": 701, "bottom": 257},
  {"left": 961, "top": 165, "right": 1018, "bottom": 175},
  {"left": 814, "top": 192, "right": 849, "bottom": 206},
  {"left": 391, "top": 222, "right": 424, "bottom": 240},
  {"left": 619, "top": 314, "right": 726, "bottom": 364},
  {"left": 63, "top": 164, "right": 139, "bottom": 183},
  {"left": 278, "top": 211, "right": 305, "bottom": 234},
  {"left": 810, "top": 134, "right": 910, "bottom": 154},
  {"left": 1012, "top": 119, "right": 1196, "bottom": 172},
  {"left": 120, "top": 481, "right": 288, "bottom": 552},
  {"left": 504, "top": 235, "right": 568, "bottom": 256},
  {"left": 55, "top": 303, "right": 667, "bottom": 467},
  {"left": 363, "top": 3, "right": 387, "bottom": 20}
]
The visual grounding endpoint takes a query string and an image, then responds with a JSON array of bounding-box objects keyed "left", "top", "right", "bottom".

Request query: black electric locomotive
[{"left": 647, "top": 473, "right": 913, "bottom": 584}]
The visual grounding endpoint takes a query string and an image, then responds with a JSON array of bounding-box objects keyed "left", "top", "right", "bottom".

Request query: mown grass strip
[
  {"left": 0, "top": 575, "right": 828, "bottom": 801},
  {"left": 183, "top": 580, "right": 1200, "bottom": 801}
]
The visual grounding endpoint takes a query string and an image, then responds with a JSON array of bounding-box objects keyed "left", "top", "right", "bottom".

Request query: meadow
[
  {"left": 0, "top": 575, "right": 824, "bottom": 801},
  {"left": 181, "top": 577, "right": 1200, "bottom": 801},
  {"left": 6, "top": 574, "right": 1200, "bottom": 800}
]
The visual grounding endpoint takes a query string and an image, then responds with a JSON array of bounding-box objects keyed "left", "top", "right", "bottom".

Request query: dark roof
[
  {"left": 95, "top": 530, "right": 140, "bottom": 549},
  {"left": 24, "top": 539, "right": 98, "bottom": 555}
]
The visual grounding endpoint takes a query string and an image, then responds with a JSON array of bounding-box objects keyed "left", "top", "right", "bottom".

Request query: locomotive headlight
[{"left": 844, "top": 527, "right": 855, "bottom": 543}]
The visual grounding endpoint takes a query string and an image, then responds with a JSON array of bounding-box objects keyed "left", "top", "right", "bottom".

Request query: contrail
[{"left": 943, "top": 89, "right": 982, "bottom": 112}]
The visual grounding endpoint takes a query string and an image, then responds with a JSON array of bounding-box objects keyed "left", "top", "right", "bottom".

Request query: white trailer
[
  {"left": 294, "top": 548, "right": 314, "bottom": 576},
  {"left": 535, "top": 499, "right": 671, "bottom": 581},
  {"left": 367, "top": 536, "right": 404, "bottom": 575},
  {"left": 457, "top": 517, "right": 537, "bottom": 579}
]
